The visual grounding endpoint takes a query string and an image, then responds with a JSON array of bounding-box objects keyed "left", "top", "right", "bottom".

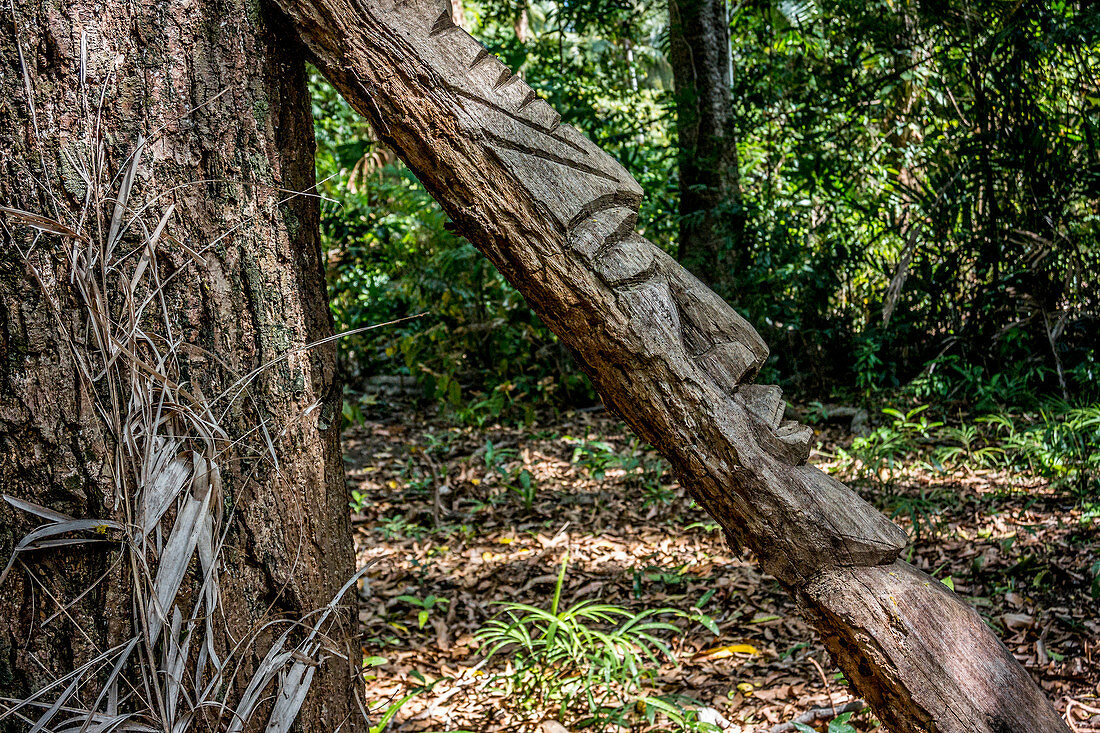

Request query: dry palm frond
[{"left": 345, "top": 123, "right": 398, "bottom": 194}]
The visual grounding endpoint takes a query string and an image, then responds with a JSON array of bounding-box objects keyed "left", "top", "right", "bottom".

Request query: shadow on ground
[{"left": 343, "top": 403, "right": 1100, "bottom": 732}]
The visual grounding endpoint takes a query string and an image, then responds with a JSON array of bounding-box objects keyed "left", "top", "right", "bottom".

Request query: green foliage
[
  {"left": 475, "top": 554, "right": 698, "bottom": 731},
  {"left": 312, "top": 69, "right": 591, "bottom": 418},
  {"left": 349, "top": 488, "right": 369, "bottom": 513},
  {"left": 833, "top": 401, "right": 1100, "bottom": 501},
  {"left": 681, "top": 589, "right": 722, "bottom": 638},
  {"left": 341, "top": 388, "right": 378, "bottom": 429},
  {"left": 566, "top": 437, "right": 621, "bottom": 480},
  {"left": 481, "top": 438, "right": 517, "bottom": 473},
  {"left": 310, "top": 0, "right": 676, "bottom": 415},
  {"left": 905, "top": 353, "right": 1057, "bottom": 413},
  {"left": 724, "top": 0, "right": 1100, "bottom": 397},
  {"left": 981, "top": 404, "right": 1100, "bottom": 498},
  {"left": 395, "top": 593, "right": 450, "bottom": 629},
  {"left": 639, "top": 478, "right": 678, "bottom": 508},
  {"left": 505, "top": 467, "right": 538, "bottom": 512},
  {"left": 837, "top": 405, "right": 943, "bottom": 482},
  {"left": 312, "top": 0, "right": 1097, "bottom": 413},
  {"left": 377, "top": 514, "right": 430, "bottom": 540}
]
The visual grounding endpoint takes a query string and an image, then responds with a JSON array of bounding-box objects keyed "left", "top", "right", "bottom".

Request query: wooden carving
[
  {"left": 354, "top": 0, "right": 906, "bottom": 581},
  {"left": 275, "top": 0, "right": 1071, "bottom": 729}
]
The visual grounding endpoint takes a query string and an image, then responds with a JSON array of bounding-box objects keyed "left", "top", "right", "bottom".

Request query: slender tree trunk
[
  {"left": 0, "top": 0, "right": 356, "bottom": 729},
  {"left": 448, "top": 0, "right": 465, "bottom": 28},
  {"left": 668, "top": 0, "right": 744, "bottom": 293},
  {"left": 274, "top": 1, "right": 1068, "bottom": 730},
  {"left": 514, "top": 0, "right": 531, "bottom": 44}
]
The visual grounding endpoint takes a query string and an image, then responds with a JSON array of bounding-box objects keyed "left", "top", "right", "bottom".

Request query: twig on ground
[
  {"left": 808, "top": 655, "right": 837, "bottom": 716},
  {"left": 768, "top": 700, "right": 867, "bottom": 733}
]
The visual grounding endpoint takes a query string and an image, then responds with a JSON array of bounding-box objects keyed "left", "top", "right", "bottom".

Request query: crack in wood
[
  {"left": 468, "top": 47, "right": 492, "bottom": 71},
  {"left": 492, "top": 68, "right": 519, "bottom": 91}
]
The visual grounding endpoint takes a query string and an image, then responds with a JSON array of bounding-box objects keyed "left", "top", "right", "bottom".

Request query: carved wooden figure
[{"left": 275, "top": 0, "right": 1070, "bottom": 729}]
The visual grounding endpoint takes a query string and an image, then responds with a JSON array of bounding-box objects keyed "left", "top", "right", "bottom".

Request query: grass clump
[{"left": 476, "top": 553, "right": 716, "bottom": 732}]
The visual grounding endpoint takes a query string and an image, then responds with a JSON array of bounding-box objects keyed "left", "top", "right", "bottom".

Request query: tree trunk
[
  {"left": 668, "top": 0, "right": 744, "bottom": 293},
  {"left": 514, "top": 0, "right": 531, "bottom": 44},
  {"left": 0, "top": 0, "right": 356, "bottom": 730},
  {"left": 448, "top": 0, "right": 465, "bottom": 28},
  {"left": 274, "top": 1, "right": 1068, "bottom": 730}
]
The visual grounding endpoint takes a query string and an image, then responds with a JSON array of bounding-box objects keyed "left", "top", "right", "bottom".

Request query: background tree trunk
[
  {"left": 274, "top": 0, "right": 1068, "bottom": 730},
  {"left": 0, "top": 0, "right": 356, "bottom": 729},
  {"left": 514, "top": 0, "right": 531, "bottom": 44},
  {"left": 668, "top": 0, "right": 744, "bottom": 293}
]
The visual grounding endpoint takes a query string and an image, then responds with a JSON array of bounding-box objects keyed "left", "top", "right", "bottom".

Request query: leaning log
[{"left": 273, "top": 1, "right": 1069, "bottom": 729}]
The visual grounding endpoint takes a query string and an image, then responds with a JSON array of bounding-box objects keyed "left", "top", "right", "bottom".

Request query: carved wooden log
[{"left": 273, "top": 1, "right": 1070, "bottom": 729}]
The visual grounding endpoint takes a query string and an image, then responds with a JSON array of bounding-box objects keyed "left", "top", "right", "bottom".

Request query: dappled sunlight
[
  {"left": 339, "top": 407, "right": 1098, "bottom": 731},
  {"left": 345, "top": 410, "right": 863, "bottom": 731}
]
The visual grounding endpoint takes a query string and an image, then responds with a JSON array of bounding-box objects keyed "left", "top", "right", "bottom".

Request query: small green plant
[
  {"left": 679, "top": 589, "right": 721, "bottom": 637},
  {"left": 830, "top": 402, "right": 1098, "bottom": 500},
  {"left": 368, "top": 693, "right": 417, "bottom": 733},
  {"left": 377, "top": 514, "right": 429, "bottom": 540},
  {"left": 481, "top": 438, "right": 515, "bottom": 471},
  {"left": 365, "top": 673, "right": 454, "bottom": 733},
  {"left": 853, "top": 334, "right": 885, "bottom": 395},
  {"left": 641, "top": 481, "right": 679, "bottom": 507},
  {"left": 630, "top": 456, "right": 676, "bottom": 506},
  {"left": 633, "top": 565, "right": 688, "bottom": 588},
  {"left": 794, "top": 709, "right": 858, "bottom": 733},
  {"left": 845, "top": 404, "right": 943, "bottom": 483},
  {"left": 994, "top": 404, "right": 1100, "bottom": 498},
  {"left": 475, "top": 553, "right": 692, "bottom": 731},
  {"left": 566, "top": 437, "right": 620, "bottom": 480},
  {"left": 456, "top": 383, "right": 529, "bottom": 427},
  {"left": 341, "top": 388, "right": 379, "bottom": 428},
  {"left": 503, "top": 467, "right": 538, "bottom": 512},
  {"left": 637, "top": 696, "right": 721, "bottom": 732},
  {"left": 684, "top": 519, "right": 721, "bottom": 534},
  {"left": 883, "top": 487, "right": 954, "bottom": 540},
  {"left": 395, "top": 594, "right": 450, "bottom": 629},
  {"left": 396, "top": 457, "right": 434, "bottom": 497},
  {"left": 931, "top": 422, "right": 1008, "bottom": 470},
  {"left": 481, "top": 440, "right": 541, "bottom": 511}
]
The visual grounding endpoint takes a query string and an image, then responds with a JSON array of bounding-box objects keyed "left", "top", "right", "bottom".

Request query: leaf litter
[{"left": 347, "top": 404, "right": 1099, "bottom": 732}]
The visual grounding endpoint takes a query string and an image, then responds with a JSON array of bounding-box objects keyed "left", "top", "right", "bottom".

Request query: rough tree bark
[
  {"left": 273, "top": 1, "right": 1069, "bottom": 730},
  {"left": 0, "top": 0, "right": 356, "bottom": 729},
  {"left": 668, "top": 0, "right": 744, "bottom": 292}
]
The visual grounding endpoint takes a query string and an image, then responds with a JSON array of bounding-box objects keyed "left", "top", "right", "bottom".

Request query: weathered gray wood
[
  {"left": 802, "top": 561, "right": 1066, "bottom": 733},
  {"left": 272, "top": 1, "right": 1070, "bottom": 729}
]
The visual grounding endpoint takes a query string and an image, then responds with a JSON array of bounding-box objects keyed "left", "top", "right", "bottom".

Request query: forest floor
[{"left": 345, "top": 403, "right": 1100, "bottom": 733}]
